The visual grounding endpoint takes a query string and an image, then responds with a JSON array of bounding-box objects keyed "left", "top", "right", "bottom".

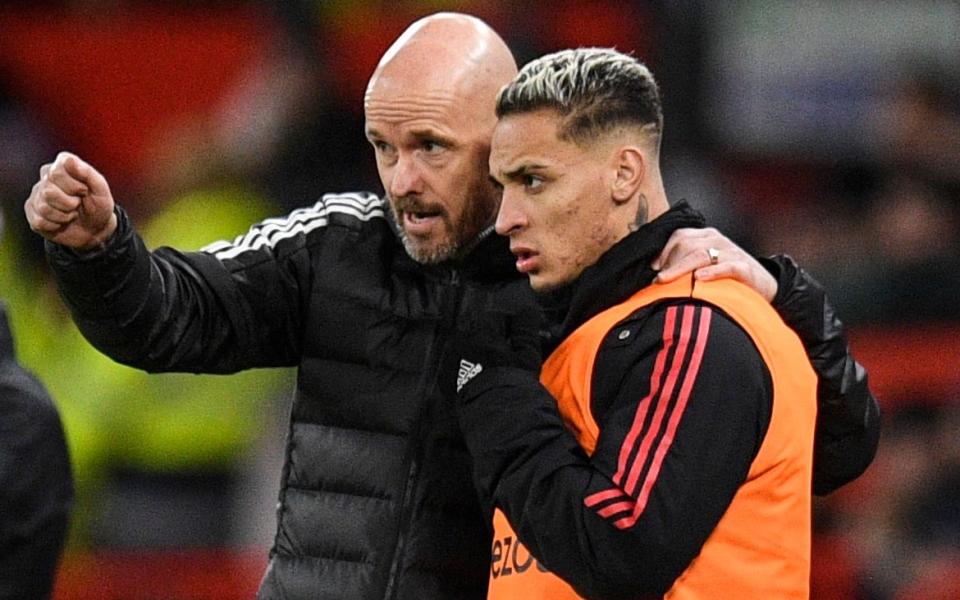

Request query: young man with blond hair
[{"left": 450, "top": 48, "right": 825, "bottom": 598}]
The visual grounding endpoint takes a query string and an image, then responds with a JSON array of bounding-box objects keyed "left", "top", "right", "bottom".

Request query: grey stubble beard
[{"left": 390, "top": 188, "right": 498, "bottom": 264}]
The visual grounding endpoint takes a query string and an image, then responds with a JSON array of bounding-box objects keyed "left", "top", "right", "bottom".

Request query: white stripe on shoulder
[{"left": 201, "top": 192, "right": 384, "bottom": 260}]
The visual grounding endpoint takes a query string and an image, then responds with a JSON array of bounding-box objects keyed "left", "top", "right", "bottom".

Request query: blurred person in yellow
[
  {"left": 23, "top": 12, "right": 877, "bottom": 599},
  {"left": 446, "top": 47, "right": 819, "bottom": 599},
  {"left": 0, "top": 210, "right": 73, "bottom": 599}
]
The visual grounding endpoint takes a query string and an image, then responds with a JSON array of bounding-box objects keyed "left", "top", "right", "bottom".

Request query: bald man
[
  {"left": 26, "top": 14, "right": 524, "bottom": 599},
  {"left": 25, "top": 12, "right": 877, "bottom": 599}
]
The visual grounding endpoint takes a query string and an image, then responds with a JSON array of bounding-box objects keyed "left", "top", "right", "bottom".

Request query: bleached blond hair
[{"left": 496, "top": 47, "right": 662, "bottom": 149}]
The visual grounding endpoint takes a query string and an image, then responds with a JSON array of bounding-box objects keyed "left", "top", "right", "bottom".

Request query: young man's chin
[
  {"left": 527, "top": 274, "right": 551, "bottom": 292},
  {"left": 528, "top": 270, "right": 576, "bottom": 293}
]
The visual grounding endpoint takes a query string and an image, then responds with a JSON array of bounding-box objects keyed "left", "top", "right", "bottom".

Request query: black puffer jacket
[
  {"left": 47, "top": 192, "right": 524, "bottom": 599},
  {"left": 45, "top": 193, "right": 877, "bottom": 598}
]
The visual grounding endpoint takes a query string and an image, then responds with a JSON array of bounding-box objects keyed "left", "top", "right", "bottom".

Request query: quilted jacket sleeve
[{"left": 763, "top": 254, "right": 881, "bottom": 495}]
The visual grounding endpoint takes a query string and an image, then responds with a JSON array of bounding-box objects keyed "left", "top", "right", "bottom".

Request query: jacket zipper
[{"left": 383, "top": 268, "right": 461, "bottom": 599}]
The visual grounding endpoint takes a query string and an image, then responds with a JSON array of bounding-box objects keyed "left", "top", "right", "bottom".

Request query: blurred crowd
[{"left": 0, "top": 1, "right": 958, "bottom": 598}]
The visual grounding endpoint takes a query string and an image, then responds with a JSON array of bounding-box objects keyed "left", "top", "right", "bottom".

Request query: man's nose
[
  {"left": 389, "top": 154, "right": 424, "bottom": 198},
  {"left": 495, "top": 188, "right": 527, "bottom": 236}
]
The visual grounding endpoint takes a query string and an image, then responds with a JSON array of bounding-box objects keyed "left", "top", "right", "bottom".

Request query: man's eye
[
  {"left": 524, "top": 175, "right": 544, "bottom": 190},
  {"left": 423, "top": 141, "right": 444, "bottom": 154},
  {"left": 372, "top": 141, "right": 397, "bottom": 162}
]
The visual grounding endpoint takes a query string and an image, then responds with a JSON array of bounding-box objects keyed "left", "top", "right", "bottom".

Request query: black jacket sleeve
[
  {"left": 457, "top": 301, "right": 771, "bottom": 599},
  {"left": 44, "top": 205, "right": 311, "bottom": 374},
  {"left": 762, "top": 255, "right": 881, "bottom": 495},
  {"left": 0, "top": 337, "right": 73, "bottom": 599}
]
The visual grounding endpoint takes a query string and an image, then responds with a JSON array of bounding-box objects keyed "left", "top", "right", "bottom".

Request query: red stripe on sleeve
[
  {"left": 615, "top": 307, "right": 713, "bottom": 529},
  {"left": 611, "top": 306, "right": 678, "bottom": 486},
  {"left": 584, "top": 488, "right": 626, "bottom": 507},
  {"left": 621, "top": 305, "right": 697, "bottom": 497},
  {"left": 596, "top": 500, "right": 636, "bottom": 519}
]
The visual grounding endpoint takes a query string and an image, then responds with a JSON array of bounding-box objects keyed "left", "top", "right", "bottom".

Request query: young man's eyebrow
[{"left": 501, "top": 164, "right": 547, "bottom": 180}]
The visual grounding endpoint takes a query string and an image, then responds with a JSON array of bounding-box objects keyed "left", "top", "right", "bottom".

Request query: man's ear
[{"left": 611, "top": 146, "right": 645, "bottom": 204}]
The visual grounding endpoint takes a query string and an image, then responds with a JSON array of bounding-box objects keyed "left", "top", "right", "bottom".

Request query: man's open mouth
[{"left": 405, "top": 210, "right": 442, "bottom": 224}]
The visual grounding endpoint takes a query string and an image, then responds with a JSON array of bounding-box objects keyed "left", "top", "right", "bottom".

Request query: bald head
[
  {"left": 365, "top": 13, "right": 517, "bottom": 126},
  {"left": 362, "top": 14, "right": 517, "bottom": 264}
]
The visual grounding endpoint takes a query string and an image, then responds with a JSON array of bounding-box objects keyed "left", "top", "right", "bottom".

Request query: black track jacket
[{"left": 456, "top": 202, "right": 880, "bottom": 598}]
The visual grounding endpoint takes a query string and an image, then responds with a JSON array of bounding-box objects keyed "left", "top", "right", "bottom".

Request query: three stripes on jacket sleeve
[
  {"left": 201, "top": 192, "right": 384, "bottom": 260},
  {"left": 584, "top": 305, "right": 713, "bottom": 529}
]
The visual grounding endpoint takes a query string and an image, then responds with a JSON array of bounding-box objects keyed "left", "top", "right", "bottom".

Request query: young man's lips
[{"left": 512, "top": 249, "right": 539, "bottom": 273}]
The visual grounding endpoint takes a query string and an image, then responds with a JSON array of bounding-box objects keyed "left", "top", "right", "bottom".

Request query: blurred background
[{"left": 0, "top": 0, "right": 957, "bottom": 598}]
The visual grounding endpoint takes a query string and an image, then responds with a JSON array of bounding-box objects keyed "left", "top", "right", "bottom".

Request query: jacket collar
[
  {"left": 540, "top": 201, "right": 706, "bottom": 342},
  {"left": 456, "top": 227, "right": 521, "bottom": 283}
]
